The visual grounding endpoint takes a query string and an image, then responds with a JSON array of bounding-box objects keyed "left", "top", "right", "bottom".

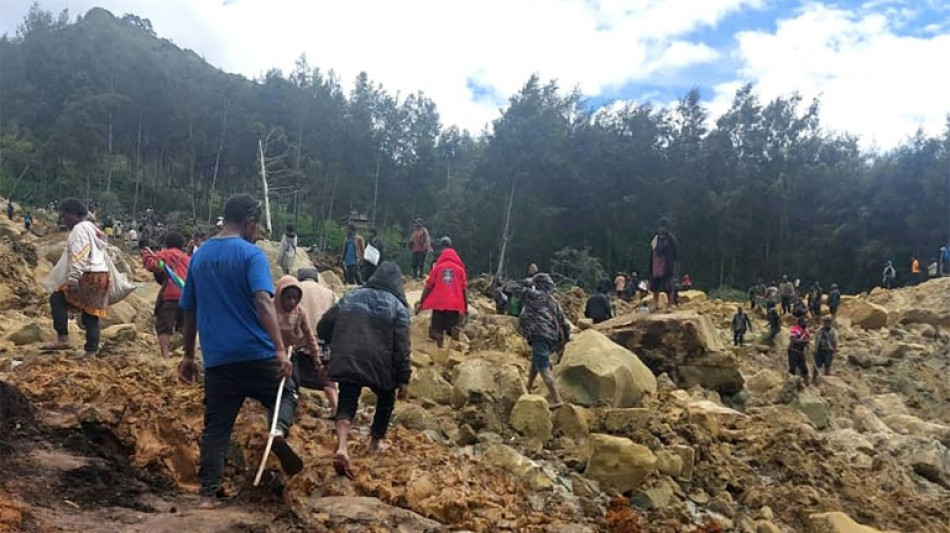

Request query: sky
[{"left": 2, "top": 0, "right": 949, "bottom": 150}]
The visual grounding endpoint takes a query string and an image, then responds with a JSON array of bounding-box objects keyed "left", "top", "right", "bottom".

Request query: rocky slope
[{"left": 2, "top": 215, "right": 949, "bottom": 532}]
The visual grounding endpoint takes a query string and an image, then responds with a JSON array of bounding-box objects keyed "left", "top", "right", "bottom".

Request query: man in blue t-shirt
[{"left": 178, "top": 194, "right": 302, "bottom": 509}]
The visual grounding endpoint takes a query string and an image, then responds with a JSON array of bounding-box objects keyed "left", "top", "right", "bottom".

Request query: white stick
[{"left": 253, "top": 348, "right": 293, "bottom": 487}]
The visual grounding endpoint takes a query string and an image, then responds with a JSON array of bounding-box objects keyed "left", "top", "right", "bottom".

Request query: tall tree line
[{"left": 2, "top": 5, "right": 949, "bottom": 292}]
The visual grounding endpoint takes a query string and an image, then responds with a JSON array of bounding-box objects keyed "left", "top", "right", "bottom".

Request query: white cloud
[
  {"left": 713, "top": 3, "right": 950, "bottom": 148},
  {"left": 1, "top": 0, "right": 747, "bottom": 133}
]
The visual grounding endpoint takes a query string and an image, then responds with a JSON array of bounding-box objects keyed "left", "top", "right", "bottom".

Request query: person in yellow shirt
[{"left": 911, "top": 257, "right": 920, "bottom": 285}]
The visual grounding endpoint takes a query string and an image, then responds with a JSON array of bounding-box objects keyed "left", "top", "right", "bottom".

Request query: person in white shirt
[{"left": 42, "top": 198, "right": 111, "bottom": 356}]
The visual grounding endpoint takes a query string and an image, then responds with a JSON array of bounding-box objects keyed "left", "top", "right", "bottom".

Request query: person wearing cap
[
  {"left": 416, "top": 237, "right": 468, "bottom": 348},
  {"left": 410, "top": 219, "right": 431, "bottom": 280},
  {"left": 648, "top": 217, "right": 678, "bottom": 312},
  {"left": 813, "top": 316, "right": 838, "bottom": 383},
  {"left": 514, "top": 272, "right": 570, "bottom": 409},
  {"left": 296, "top": 267, "right": 339, "bottom": 415},
  {"left": 341, "top": 224, "right": 365, "bottom": 285}
]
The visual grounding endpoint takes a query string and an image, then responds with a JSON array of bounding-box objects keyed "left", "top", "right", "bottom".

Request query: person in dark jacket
[
  {"left": 491, "top": 276, "right": 509, "bottom": 314},
  {"left": 317, "top": 261, "right": 411, "bottom": 480},
  {"left": 827, "top": 284, "right": 842, "bottom": 318},
  {"left": 584, "top": 282, "right": 613, "bottom": 324},
  {"left": 766, "top": 301, "right": 781, "bottom": 345},
  {"left": 361, "top": 228, "right": 384, "bottom": 282},
  {"left": 792, "top": 296, "right": 808, "bottom": 320},
  {"left": 808, "top": 282, "right": 823, "bottom": 319},
  {"left": 731, "top": 306, "right": 752, "bottom": 346},
  {"left": 515, "top": 273, "right": 570, "bottom": 409},
  {"left": 648, "top": 218, "right": 678, "bottom": 312}
]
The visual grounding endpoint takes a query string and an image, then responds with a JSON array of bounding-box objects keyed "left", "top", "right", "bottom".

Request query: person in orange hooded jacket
[{"left": 416, "top": 237, "right": 468, "bottom": 348}]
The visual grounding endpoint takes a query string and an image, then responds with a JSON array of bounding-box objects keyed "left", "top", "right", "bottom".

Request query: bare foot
[
  {"left": 368, "top": 439, "right": 390, "bottom": 453},
  {"left": 333, "top": 451, "right": 355, "bottom": 480}
]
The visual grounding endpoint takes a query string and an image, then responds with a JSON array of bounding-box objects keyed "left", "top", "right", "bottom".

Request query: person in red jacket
[
  {"left": 416, "top": 237, "right": 468, "bottom": 348},
  {"left": 142, "top": 230, "right": 191, "bottom": 358}
]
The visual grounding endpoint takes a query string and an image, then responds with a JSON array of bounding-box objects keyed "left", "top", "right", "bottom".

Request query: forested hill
[{"left": 2, "top": 5, "right": 949, "bottom": 292}]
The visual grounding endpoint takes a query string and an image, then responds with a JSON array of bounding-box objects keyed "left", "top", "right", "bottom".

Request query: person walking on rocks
[
  {"left": 342, "top": 224, "right": 365, "bottom": 285},
  {"left": 42, "top": 199, "right": 111, "bottom": 357},
  {"left": 808, "top": 282, "right": 823, "bottom": 319},
  {"left": 23, "top": 211, "right": 33, "bottom": 232},
  {"left": 417, "top": 237, "right": 468, "bottom": 349},
  {"left": 766, "top": 301, "right": 781, "bottom": 346},
  {"left": 410, "top": 219, "right": 431, "bottom": 280},
  {"left": 614, "top": 272, "right": 627, "bottom": 299},
  {"left": 177, "top": 194, "right": 302, "bottom": 509},
  {"left": 584, "top": 281, "right": 613, "bottom": 324},
  {"left": 792, "top": 296, "right": 808, "bottom": 320},
  {"left": 827, "top": 284, "right": 842, "bottom": 319},
  {"left": 297, "top": 268, "right": 339, "bottom": 416},
  {"left": 361, "top": 228, "right": 384, "bottom": 282},
  {"left": 648, "top": 217, "right": 678, "bottom": 312},
  {"left": 317, "top": 262, "right": 412, "bottom": 479},
  {"left": 141, "top": 231, "right": 191, "bottom": 359},
  {"left": 731, "top": 306, "right": 752, "bottom": 346},
  {"left": 5, "top": 199, "right": 13, "bottom": 220},
  {"left": 813, "top": 316, "right": 838, "bottom": 383},
  {"left": 788, "top": 317, "right": 811, "bottom": 382},
  {"left": 277, "top": 224, "right": 298, "bottom": 276},
  {"left": 779, "top": 275, "right": 795, "bottom": 315},
  {"left": 911, "top": 257, "right": 920, "bottom": 285},
  {"left": 882, "top": 261, "right": 896, "bottom": 289},
  {"left": 516, "top": 273, "right": 570, "bottom": 409}
]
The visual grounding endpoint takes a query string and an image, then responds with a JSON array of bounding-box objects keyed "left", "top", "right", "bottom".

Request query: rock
[
  {"left": 584, "top": 434, "right": 657, "bottom": 493},
  {"left": 450, "top": 358, "right": 525, "bottom": 416},
  {"left": 509, "top": 394, "right": 553, "bottom": 442},
  {"left": 756, "top": 521, "right": 782, "bottom": 533},
  {"left": 482, "top": 444, "right": 555, "bottom": 491},
  {"left": 553, "top": 404, "right": 590, "bottom": 440},
  {"left": 256, "top": 240, "right": 316, "bottom": 285},
  {"left": 745, "top": 369, "right": 784, "bottom": 395},
  {"left": 392, "top": 404, "right": 440, "bottom": 433},
  {"left": 599, "top": 311, "right": 744, "bottom": 394},
  {"left": 569, "top": 473, "right": 599, "bottom": 498},
  {"left": 792, "top": 391, "right": 830, "bottom": 430},
  {"left": 847, "top": 352, "right": 892, "bottom": 369},
  {"left": 806, "top": 511, "right": 900, "bottom": 533},
  {"left": 668, "top": 445, "right": 695, "bottom": 480},
  {"left": 869, "top": 433, "right": 950, "bottom": 488},
  {"left": 852, "top": 406, "right": 892, "bottom": 434},
  {"left": 100, "top": 324, "right": 137, "bottom": 343},
  {"left": 410, "top": 352, "right": 432, "bottom": 368},
  {"left": 636, "top": 477, "right": 678, "bottom": 509},
  {"left": 882, "top": 414, "right": 950, "bottom": 445},
  {"left": 319, "top": 271, "right": 345, "bottom": 295},
  {"left": 655, "top": 450, "right": 684, "bottom": 478},
  {"left": 295, "top": 496, "right": 443, "bottom": 532},
  {"left": 554, "top": 329, "right": 657, "bottom": 407},
  {"left": 604, "top": 408, "right": 651, "bottom": 433},
  {"left": 868, "top": 394, "right": 911, "bottom": 418},
  {"left": 456, "top": 424, "right": 477, "bottom": 445},
  {"left": 687, "top": 401, "right": 746, "bottom": 435},
  {"left": 409, "top": 367, "right": 452, "bottom": 405},
  {"left": 2, "top": 321, "right": 42, "bottom": 346},
  {"left": 839, "top": 299, "right": 889, "bottom": 330},
  {"left": 677, "top": 290, "right": 707, "bottom": 304},
  {"left": 100, "top": 301, "right": 138, "bottom": 328},
  {"left": 899, "top": 308, "right": 950, "bottom": 328},
  {"left": 882, "top": 342, "right": 914, "bottom": 359}
]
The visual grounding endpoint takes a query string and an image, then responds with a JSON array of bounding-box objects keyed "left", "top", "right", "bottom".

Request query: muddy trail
[{"left": 3, "top": 209, "right": 950, "bottom": 532}]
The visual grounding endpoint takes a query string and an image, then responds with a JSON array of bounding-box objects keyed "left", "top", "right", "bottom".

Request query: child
[
  {"left": 788, "top": 317, "right": 811, "bottom": 381},
  {"left": 731, "top": 307, "right": 752, "bottom": 346},
  {"left": 274, "top": 275, "right": 338, "bottom": 416}
]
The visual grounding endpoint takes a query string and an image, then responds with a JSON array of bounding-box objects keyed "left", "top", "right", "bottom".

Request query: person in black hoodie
[
  {"left": 648, "top": 218, "right": 678, "bottom": 312},
  {"left": 317, "top": 261, "right": 411, "bottom": 480},
  {"left": 584, "top": 281, "right": 614, "bottom": 324}
]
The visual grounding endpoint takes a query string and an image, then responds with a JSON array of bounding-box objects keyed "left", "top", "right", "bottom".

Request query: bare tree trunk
[
  {"left": 259, "top": 139, "right": 273, "bottom": 236},
  {"left": 372, "top": 147, "right": 382, "bottom": 227},
  {"left": 495, "top": 174, "right": 519, "bottom": 279},
  {"left": 132, "top": 119, "right": 143, "bottom": 217},
  {"left": 208, "top": 102, "right": 228, "bottom": 222}
]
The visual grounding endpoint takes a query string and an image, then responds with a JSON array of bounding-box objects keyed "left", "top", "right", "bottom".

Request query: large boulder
[
  {"left": 598, "top": 311, "right": 744, "bottom": 394},
  {"left": 687, "top": 401, "right": 746, "bottom": 435},
  {"left": 554, "top": 330, "right": 657, "bottom": 407},
  {"left": 899, "top": 308, "right": 950, "bottom": 328},
  {"left": 509, "top": 394, "right": 553, "bottom": 441},
  {"left": 839, "top": 299, "right": 889, "bottom": 330},
  {"left": 792, "top": 391, "right": 830, "bottom": 430},
  {"left": 869, "top": 433, "right": 950, "bottom": 488},
  {"left": 100, "top": 300, "right": 140, "bottom": 328},
  {"left": 584, "top": 434, "right": 657, "bottom": 493},
  {"left": 450, "top": 358, "right": 525, "bottom": 417},
  {"left": 806, "top": 512, "right": 900, "bottom": 533},
  {"left": 409, "top": 367, "right": 452, "bottom": 405},
  {"left": 257, "top": 240, "right": 316, "bottom": 282},
  {"left": 882, "top": 414, "right": 950, "bottom": 446},
  {"left": 2, "top": 321, "right": 42, "bottom": 346},
  {"left": 677, "top": 290, "right": 707, "bottom": 304},
  {"left": 319, "top": 271, "right": 345, "bottom": 295},
  {"left": 293, "top": 496, "right": 443, "bottom": 532}
]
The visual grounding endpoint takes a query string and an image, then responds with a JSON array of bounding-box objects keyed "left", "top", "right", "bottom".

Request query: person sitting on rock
[
  {"left": 317, "top": 262, "right": 411, "bottom": 479},
  {"left": 515, "top": 273, "right": 570, "bottom": 409},
  {"left": 42, "top": 198, "right": 111, "bottom": 357},
  {"left": 416, "top": 237, "right": 468, "bottom": 349},
  {"left": 766, "top": 301, "right": 781, "bottom": 346},
  {"left": 584, "top": 281, "right": 613, "bottom": 325},
  {"left": 177, "top": 194, "right": 302, "bottom": 509},
  {"left": 813, "top": 316, "right": 838, "bottom": 383},
  {"left": 731, "top": 306, "right": 752, "bottom": 346},
  {"left": 827, "top": 284, "right": 842, "bottom": 318},
  {"left": 141, "top": 230, "right": 191, "bottom": 359},
  {"left": 788, "top": 317, "right": 812, "bottom": 382}
]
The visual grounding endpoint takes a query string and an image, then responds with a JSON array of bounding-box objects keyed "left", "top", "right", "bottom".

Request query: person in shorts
[
  {"left": 416, "top": 237, "right": 468, "bottom": 348},
  {"left": 142, "top": 230, "right": 190, "bottom": 358},
  {"left": 514, "top": 273, "right": 571, "bottom": 409}
]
